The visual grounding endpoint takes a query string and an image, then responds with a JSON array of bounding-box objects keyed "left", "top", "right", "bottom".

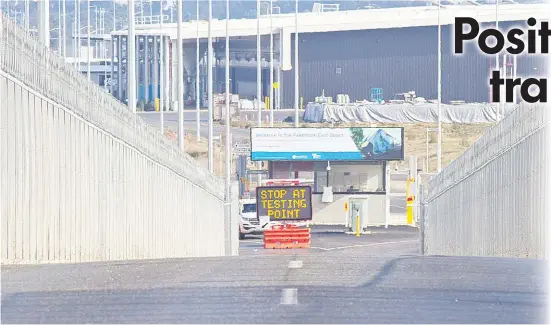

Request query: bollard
[
  {"left": 406, "top": 177, "right": 415, "bottom": 225},
  {"left": 406, "top": 196, "right": 414, "bottom": 225},
  {"left": 355, "top": 215, "right": 360, "bottom": 237}
]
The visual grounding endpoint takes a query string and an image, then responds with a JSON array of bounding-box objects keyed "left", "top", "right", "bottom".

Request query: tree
[{"left": 349, "top": 128, "right": 364, "bottom": 152}]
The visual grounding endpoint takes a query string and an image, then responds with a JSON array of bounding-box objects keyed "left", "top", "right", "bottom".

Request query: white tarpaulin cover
[{"left": 303, "top": 102, "right": 519, "bottom": 124}]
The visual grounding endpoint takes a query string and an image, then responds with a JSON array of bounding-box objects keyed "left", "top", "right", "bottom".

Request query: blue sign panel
[{"left": 250, "top": 127, "right": 404, "bottom": 162}]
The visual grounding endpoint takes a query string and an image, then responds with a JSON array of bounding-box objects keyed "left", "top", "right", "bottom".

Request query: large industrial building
[{"left": 109, "top": 2, "right": 548, "bottom": 109}]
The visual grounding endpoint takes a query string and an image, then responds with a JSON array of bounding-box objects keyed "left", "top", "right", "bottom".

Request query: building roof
[{"left": 111, "top": 3, "right": 548, "bottom": 40}]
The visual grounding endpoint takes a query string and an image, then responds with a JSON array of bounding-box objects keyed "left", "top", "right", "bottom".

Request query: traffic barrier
[{"left": 263, "top": 224, "right": 311, "bottom": 249}]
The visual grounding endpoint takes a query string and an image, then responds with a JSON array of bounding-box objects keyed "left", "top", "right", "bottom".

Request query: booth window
[{"left": 314, "top": 162, "right": 385, "bottom": 194}]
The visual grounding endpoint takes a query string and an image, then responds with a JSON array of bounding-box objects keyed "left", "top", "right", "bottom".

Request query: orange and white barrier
[{"left": 263, "top": 224, "right": 311, "bottom": 249}]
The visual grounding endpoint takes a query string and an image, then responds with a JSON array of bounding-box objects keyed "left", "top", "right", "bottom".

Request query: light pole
[
  {"left": 25, "top": 0, "right": 30, "bottom": 31},
  {"left": 196, "top": 0, "right": 201, "bottom": 140},
  {"left": 163, "top": 28, "right": 170, "bottom": 133},
  {"left": 160, "top": 1, "right": 165, "bottom": 132},
  {"left": 277, "top": 23, "right": 281, "bottom": 111},
  {"left": 495, "top": 0, "right": 501, "bottom": 121},
  {"left": 177, "top": 0, "right": 185, "bottom": 151},
  {"left": 436, "top": 0, "right": 442, "bottom": 173},
  {"left": 112, "top": 2, "right": 116, "bottom": 95},
  {"left": 269, "top": 0, "right": 274, "bottom": 127},
  {"left": 513, "top": 55, "right": 517, "bottom": 104},
  {"left": 87, "top": 0, "right": 91, "bottom": 80},
  {"left": 113, "top": 1, "right": 116, "bottom": 31},
  {"left": 58, "top": 1, "right": 62, "bottom": 53},
  {"left": 62, "top": 0, "right": 67, "bottom": 58},
  {"left": 38, "top": 0, "right": 50, "bottom": 47},
  {"left": 294, "top": 0, "right": 299, "bottom": 127},
  {"left": 77, "top": 0, "right": 81, "bottom": 71},
  {"left": 256, "top": 0, "right": 263, "bottom": 184},
  {"left": 256, "top": 0, "right": 262, "bottom": 128},
  {"left": 127, "top": 0, "right": 137, "bottom": 113},
  {"left": 73, "top": 3, "right": 77, "bottom": 69},
  {"left": 207, "top": 0, "right": 214, "bottom": 173},
  {"left": 224, "top": 0, "right": 232, "bottom": 221}
]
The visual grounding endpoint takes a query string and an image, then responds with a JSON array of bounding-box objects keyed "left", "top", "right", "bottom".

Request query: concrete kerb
[{"left": 344, "top": 231, "right": 373, "bottom": 235}]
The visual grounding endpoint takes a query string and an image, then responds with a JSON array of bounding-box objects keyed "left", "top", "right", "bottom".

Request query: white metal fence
[
  {"left": 423, "top": 102, "right": 548, "bottom": 259},
  {"left": 0, "top": 14, "right": 238, "bottom": 264}
]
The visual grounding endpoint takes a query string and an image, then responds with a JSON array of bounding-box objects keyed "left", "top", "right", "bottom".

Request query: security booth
[
  {"left": 265, "top": 159, "right": 389, "bottom": 229},
  {"left": 251, "top": 126, "right": 405, "bottom": 229},
  {"left": 312, "top": 160, "right": 386, "bottom": 230}
]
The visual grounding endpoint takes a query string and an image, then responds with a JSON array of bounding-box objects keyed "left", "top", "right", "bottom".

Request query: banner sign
[
  {"left": 256, "top": 186, "right": 313, "bottom": 221},
  {"left": 250, "top": 127, "right": 404, "bottom": 161}
]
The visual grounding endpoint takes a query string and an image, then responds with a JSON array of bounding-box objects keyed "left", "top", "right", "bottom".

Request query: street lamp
[
  {"left": 62, "top": 0, "right": 67, "bottom": 58},
  {"left": 224, "top": 0, "right": 232, "bottom": 229},
  {"left": 177, "top": 0, "right": 185, "bottom": 152},
  {"left": 269, "top": 0, "right": 274, "bottom": 127},
  {"left": 207, "top": 0, "right": 214, "bottom": 172},
  {"left": 25, "top": 0, "right": 30, "bottom": 30},
  {"left": 256, "top": 0, "right": 262, "bottom": 128},
  {"left": 294, "top": 0, "right": 299, "bottom": 127},
  {"left": 256, "top": 0, "right": 262, "bottom": 185},
  {"left": 128, "top": 0, "right": 137, "bottom": 114},
  {"left": 76, "top": 0, "right": 81, "bottom": 71},
  {"left": 38, "top": 0, "right": 50, "bottom": 47},
  {"left": 196, "top": 0, "right": 201, "bottom": 140},
  {"left": 87, "top": 0, "right": 91, "bottom": 80},
  {"left": 495, "top": 0, "right": 501, "bottom": 121},
  {"left": 159, "top": 0, "right": 165, "bottom": 132},
  {"left": 437, "top": 0, "right": 442, "bottom": 173},
  {"left": 57, "top": 1, "right": 62, "bottom": 54}
]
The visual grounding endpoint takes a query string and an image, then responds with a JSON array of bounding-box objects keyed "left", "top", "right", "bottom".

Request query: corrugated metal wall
[
  {"left": 423, "top": 102, "right": 549, "bottom": 259},
  {"left": 0, "top": 15, "right": 239, "bottom": 264},
  {"left": 281, "top": 20, "right": 548, "bottom": 108}
]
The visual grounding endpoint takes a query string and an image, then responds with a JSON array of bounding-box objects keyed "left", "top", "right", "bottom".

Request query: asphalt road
[
  {"left": 2, "top": 226, "right": 547, "bottom": 324},
  {"left": 138, "top": 111, "right": 274, "bottom": 142},
  {"left": 138, "top": 109, "right": 299, "bottom": 123}
]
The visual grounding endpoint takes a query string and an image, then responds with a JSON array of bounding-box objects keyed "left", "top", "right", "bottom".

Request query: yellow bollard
[
  {"left": 405, "top": 177, "right": 415, "bottom": 225},
  {"left": 406, "top": 197, "right": 414, "bottom": 225},
  {"left": 355, "top": 215, "right": 360, "bottom": 237}
]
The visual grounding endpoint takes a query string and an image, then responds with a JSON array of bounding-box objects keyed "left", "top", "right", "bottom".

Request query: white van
[{"left": 239, "top": 198, "right": 271, "bottom": 239}]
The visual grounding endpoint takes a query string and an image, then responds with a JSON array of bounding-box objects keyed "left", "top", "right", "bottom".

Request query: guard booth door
[{"left": 348, "top": 198, "right": 366, "bottom": 232}]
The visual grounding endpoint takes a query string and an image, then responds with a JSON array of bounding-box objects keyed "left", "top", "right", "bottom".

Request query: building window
[
  {"left": 328, "top": 170, "right": 382, "bottom": 193},
  {"left": 313, "top": 162, "right": 384, "bottom": 194},
  {"left": 314, "top": 172, "right": 327, "bottom": 193}
]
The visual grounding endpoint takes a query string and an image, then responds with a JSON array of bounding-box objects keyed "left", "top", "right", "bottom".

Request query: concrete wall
[
  {"left": 0, "top": 15, "right": 238, "bottom": 264},
  {"left": 423, "top": 102, "right": 549, "bottom": 259}
]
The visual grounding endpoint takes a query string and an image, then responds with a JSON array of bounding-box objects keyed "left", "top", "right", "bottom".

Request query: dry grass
[
  {"left": 398, "top": 123, "right": 492, "bottom": 171},
  {"left": 164, "top": 129, "right": 235, "bottom": 177},
  {"left": 167, "top": 122, "right": 494, "bottom": 174}
]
